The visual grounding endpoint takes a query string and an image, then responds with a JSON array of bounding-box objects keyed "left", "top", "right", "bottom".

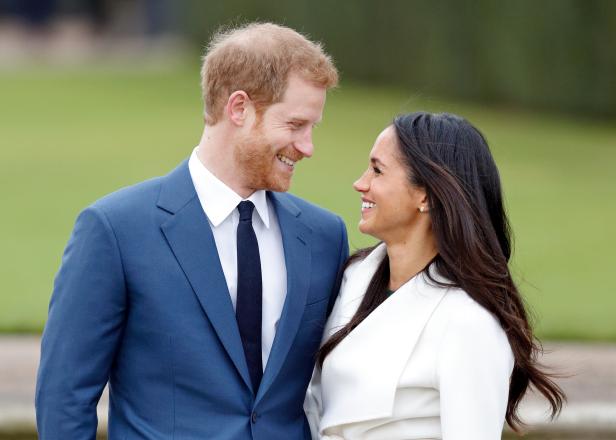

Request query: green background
[
  {"left": 1, "top": 65, "right": 614, "bottom": 339},
  {"left": 181, "top": 0, "right": 616, "bottom": 117}
]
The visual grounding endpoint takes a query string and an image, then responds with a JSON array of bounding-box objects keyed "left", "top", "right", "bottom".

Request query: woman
[{"left": 305, "top": 112, "right": 564, "bottom": 439}]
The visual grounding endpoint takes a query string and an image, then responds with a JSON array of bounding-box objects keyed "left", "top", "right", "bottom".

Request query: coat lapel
[
  {"left": 157, "top": 161, "right": 252, "bottom": 391},
  {"left": 319, "top": 244, "right": 449, "bottom": 431},
  {"left": 256, "top": 192, "right": 312, "bottom": 403}
]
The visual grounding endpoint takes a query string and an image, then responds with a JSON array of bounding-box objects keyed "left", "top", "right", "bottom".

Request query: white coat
[{"left": 305, "top": 244, "right": 514, "bottom": 439}]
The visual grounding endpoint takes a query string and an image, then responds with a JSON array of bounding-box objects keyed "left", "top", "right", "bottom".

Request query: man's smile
[{"left": 276, "top": 153, "right": 297, "bottom": 168}]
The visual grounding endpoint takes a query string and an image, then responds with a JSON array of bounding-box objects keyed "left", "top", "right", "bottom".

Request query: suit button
[{"left": 251, "top": 412, "right": 258, "bottom": 423}]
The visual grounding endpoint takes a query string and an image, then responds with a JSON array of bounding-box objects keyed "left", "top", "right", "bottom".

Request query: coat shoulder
[
  {"left": 439, "top": 289, "right": 503, "bottom": 334},
  {"left": 93, "top": 176, "right": 163, "bottom": 210},
  {"left": 275, "top": 192, "right": 346, "bottom": 238},
  {"left": 433, "top": 288, "right": 511, "bottom": 363},
  {"left": 281, "top": 192, "right": 342, "bottom": 223},
  {"left": 82, "top": 175, "right": 167, "bottom": 230}
]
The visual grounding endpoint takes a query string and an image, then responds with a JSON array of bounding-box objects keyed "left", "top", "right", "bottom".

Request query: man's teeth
[
  {"left": 362, "top": 201, "right": 376, "bottom": 209},
  {"left": 277, "top": 154, "right": 295, "bottom": 167}
]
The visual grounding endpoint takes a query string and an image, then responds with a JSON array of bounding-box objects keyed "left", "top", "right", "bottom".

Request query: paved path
[{"left": 1, "top": 336, "right": 615, "bottom": 437}]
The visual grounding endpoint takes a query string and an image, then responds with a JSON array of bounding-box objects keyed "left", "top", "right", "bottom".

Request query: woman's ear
[
  {"left": 418, "top": 192, "right": 430, "bottom": 213},
  {"left": 225, "top": 91, "right": 251, "bottom": 126}
]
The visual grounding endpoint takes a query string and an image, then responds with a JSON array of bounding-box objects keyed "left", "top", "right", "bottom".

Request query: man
[{"left": 36, "top": 22, "right": 348, "bottom": 439}]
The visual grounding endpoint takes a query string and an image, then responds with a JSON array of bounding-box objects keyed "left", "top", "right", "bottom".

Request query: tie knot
[{"left": 237, "top": 201, "right": 255, "bottom": 222}]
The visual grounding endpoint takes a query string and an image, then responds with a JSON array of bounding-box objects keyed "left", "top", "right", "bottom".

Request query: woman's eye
[{"left": 373, "top": 167, "right": 382, "bottom": 175}]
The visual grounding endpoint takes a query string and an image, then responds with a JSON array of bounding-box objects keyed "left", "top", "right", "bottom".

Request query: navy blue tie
[{"left": 235, "top": 201, "right": 263, "bottom": 393}]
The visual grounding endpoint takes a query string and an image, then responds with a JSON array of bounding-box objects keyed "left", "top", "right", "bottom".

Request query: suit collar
[
  {"left": 157, "top": 159, "right": 195, "bottom": 214},
  {"left": 267, "top": 191, "right": 302, "bottom": 218},
  {"left": 188, "top": 148, "right": 270, "bottom": 228},
  {"left": 255, "top": 192, "right": 311, "bottom": 403},
  {"left": 319, "top": 244, "right": 449, "bottom": 432},
  {"left": 158, "top": 162, "right": 313, "bottom": 397},
  {"left": 157, "top": 160, "right": 251, "bottom": 390},
  {"left": 160, "top": 202, "right": 253, "bottom": 391}
]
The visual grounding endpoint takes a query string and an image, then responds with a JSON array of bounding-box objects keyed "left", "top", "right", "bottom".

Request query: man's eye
[{"left": 373, "top": 167, "right": 382, "bottom": 175}]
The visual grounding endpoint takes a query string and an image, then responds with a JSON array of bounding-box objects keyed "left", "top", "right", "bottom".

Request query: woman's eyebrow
[{"left": 370, "top": 157, "right": 387, "bottom": 168}]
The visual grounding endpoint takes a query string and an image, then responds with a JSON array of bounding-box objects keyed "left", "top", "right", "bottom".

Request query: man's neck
[{"left": 197, "top": 126, "right": 254, "bottom": 199}]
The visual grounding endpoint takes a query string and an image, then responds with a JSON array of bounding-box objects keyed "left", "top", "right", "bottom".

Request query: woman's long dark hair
[{"left": 317, "top": 112, "right": 564, "bottom": 432}]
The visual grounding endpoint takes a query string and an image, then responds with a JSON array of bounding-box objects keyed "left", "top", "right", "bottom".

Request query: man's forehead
[
  {"left": 267, "top": 98, "right": 324, "bottom": 121},
  {"left": 287, "top": 113, "right": 323, "bottom": 123},
  {"left": 282, "top": 74, "right": 326, "bottom": 97}
]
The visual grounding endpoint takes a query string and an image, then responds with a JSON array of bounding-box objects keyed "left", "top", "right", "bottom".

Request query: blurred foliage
[
  {"left": 178, "top": 0, "right": 616, "bottom": 117},
  {"left": 0, "top": 66, "right": 615, "bottom": 339}
]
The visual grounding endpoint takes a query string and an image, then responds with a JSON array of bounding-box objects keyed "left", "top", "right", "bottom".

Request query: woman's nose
[{"left": 353, "top": 170, "right": 369, "bottom": 192}]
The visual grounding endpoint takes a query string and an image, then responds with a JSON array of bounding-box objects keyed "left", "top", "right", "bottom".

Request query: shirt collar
[{"left": 188, "top": 147, "right": 270, "bottom": 228}]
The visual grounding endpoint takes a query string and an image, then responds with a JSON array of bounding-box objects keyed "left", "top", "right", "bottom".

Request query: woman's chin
[
  {"left": 358, "top": 220, "right": 368, "bottom": 234},
  {"left": 358, "top": 221, "right": 379, "bottom": 240}
]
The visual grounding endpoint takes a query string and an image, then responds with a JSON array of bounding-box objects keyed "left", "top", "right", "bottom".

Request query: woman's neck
[{"left": 385, "top": 231, "right": 437, "bottom": 291}]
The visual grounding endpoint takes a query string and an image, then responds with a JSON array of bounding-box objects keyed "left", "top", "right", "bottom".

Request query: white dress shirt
[{"left": 188, "top": 147, "right": 287, "bottom": 368}]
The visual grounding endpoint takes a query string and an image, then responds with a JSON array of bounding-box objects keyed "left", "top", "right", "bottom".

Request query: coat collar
[
  {"left": 158, "top": 160, "right": 252, "bottom": 390},
  {"left": 157, "top": 160, "right": 195, "bottom": 214},
  {"left": 255, "top": 191, "right": 311, "bottom": 404},
  {"left": 157, "top": 161, "right": 313, "bottom": 397},
  {"left": 319, "top": 243, "right": 449, "bottom": 432},
  {"left": 187, "top": 149, "right": 270, "bottom": 228}
]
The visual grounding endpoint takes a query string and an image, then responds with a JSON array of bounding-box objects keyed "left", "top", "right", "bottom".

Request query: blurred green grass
[{"left": 1, "top": 65, "right": 614, "bottom": 339}]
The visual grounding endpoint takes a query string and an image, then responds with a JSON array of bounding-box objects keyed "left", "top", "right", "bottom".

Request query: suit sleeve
[
  {"left": 437, "top": 305, "right": 514, "bottom": 440},
  {"left": 36, "top": 206, "right": 127, "bottom": 440},
  {"left": 327, "top": 216, "right": 349, "bottom": 316}
]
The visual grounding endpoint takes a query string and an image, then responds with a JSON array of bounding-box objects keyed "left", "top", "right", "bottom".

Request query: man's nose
[{"left": 295, "top": 129, "right": 314, "bottom": 158}]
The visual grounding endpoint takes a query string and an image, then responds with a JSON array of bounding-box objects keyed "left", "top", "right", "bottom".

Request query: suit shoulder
[
  {"left": 280, "top": 192, "right": 343, "bottom": 226},
  {"left": 89, "top": 175, "right": 164, "bottom": 219}
]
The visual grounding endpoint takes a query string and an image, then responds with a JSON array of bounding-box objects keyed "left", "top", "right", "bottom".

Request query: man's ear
[{"left": 225, "top": 91, "right": 252, "bottom": 126}]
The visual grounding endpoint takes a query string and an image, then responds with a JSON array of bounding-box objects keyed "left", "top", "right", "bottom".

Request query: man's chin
[
  {"left": 266, "top": 177, "right": 292, "bottom": 193},
  {"left": 268, "top": 183, "right": 291, "bottom": 193}
]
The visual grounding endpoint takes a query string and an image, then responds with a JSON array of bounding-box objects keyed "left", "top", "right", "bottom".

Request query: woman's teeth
[
  {"left": 277, "top": 154, "right": 295, "bottom": 167},
  {"left": 362, "top": 201, "right": 376, "bottom": 209}
]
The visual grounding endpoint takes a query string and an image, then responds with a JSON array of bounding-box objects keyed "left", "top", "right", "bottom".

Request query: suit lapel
[
  {"left": 158, "top": 161, "right": 252, "bottom": 391},
  {"left": 256, "top": 193, "right": 312, "bottom": 403}
]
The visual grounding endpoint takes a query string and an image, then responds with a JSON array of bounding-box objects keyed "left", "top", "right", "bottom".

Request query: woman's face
[{"left": 353, "top": 126, "right": 427, "bottom": 242}]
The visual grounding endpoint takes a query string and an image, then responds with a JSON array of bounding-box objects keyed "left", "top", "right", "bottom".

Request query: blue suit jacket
[{"left": 35, "top": 160, "right": 349, "bottom": 439}]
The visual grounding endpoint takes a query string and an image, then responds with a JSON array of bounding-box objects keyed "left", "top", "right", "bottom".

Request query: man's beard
[{"left": 234, "top": 129, "right": 292, "bottom": 193}]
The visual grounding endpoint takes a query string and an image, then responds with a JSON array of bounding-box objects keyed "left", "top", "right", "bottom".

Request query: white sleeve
[
  {"left": 437, "top": 303, "right": 514, "bottom": 439},
  {"left": 304, "top": 367, "right": 323, "bottom": 440}
]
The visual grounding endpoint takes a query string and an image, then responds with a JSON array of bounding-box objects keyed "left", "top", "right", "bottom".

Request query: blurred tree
[{"left": 178, "top": 0, "right": 615, "bottom": 117}]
